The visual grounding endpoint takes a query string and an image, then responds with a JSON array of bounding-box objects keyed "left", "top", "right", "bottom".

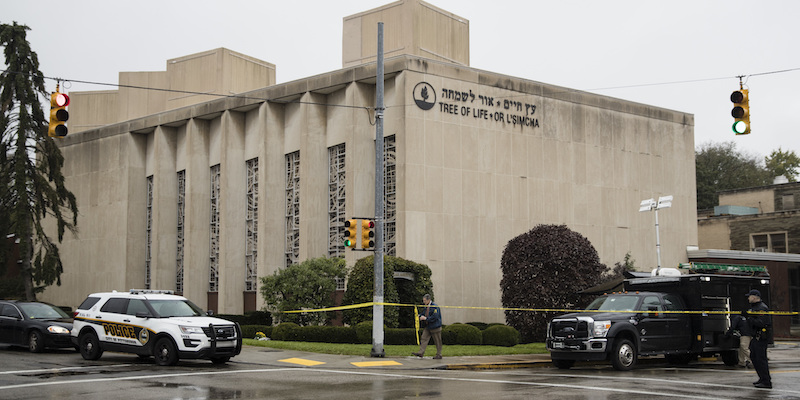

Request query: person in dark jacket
[
  {"left": 744, "top": 289, "right": 771, "bottom": 389},
  {"left": 728, "top": 314, "right": 752, "bottom": 368},
  {"left": 412, "top": 294, "right": 443, "bottom": 359}
]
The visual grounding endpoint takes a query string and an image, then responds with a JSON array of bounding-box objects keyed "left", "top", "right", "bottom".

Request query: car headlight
[
  {"left": 592, "top": 320, "right": 611, "bottom": 337},
  {"left": 180, "top": 325, "right": 205, "bottom": 335},
  {"left": 48, "top": 325, "right": 70, "bottom": 334}
]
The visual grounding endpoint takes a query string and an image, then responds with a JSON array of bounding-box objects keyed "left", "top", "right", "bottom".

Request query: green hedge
[
  {"left": 216, "top": 311, "right": 272, "bottom": 326},
  {"left": 240, "top": 325, "right": 273, "bottom": 339},
  {"left": 243, "top": 323, "right": 520, "bottom": 346}
]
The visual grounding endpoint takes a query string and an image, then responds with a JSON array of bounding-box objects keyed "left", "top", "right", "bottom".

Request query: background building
[
  {"left": 696, "top": 180, "right": 800, "bottom": 336},
  {"left": 42, "top": 0, "right": 697, "bottom": 324}
]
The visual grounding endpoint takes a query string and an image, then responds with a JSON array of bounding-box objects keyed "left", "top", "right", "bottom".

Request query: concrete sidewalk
[{"left": 236, "top": 340, "right": 800, "bottom": 371}]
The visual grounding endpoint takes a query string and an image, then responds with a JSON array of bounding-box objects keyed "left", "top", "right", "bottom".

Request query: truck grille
[
  {"left": 551, "top": 319, "right": 589, "bottom": 339},
  {"left": 202, "top": 325, "right": 236, "bottom": 340}
]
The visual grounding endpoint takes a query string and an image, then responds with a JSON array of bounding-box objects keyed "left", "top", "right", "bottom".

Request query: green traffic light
[{"left": 732, "top": 120, "right": 749, "bottom": 135}]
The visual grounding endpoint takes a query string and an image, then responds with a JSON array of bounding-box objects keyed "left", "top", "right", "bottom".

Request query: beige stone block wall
[
  {"left": 697, "top": 219, "right": 732, "bottom": 250},
  {"left": 719, "top": 190, "right": 774, "bottom": 213}
]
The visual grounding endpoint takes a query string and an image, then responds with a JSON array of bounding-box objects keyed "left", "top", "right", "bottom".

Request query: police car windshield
[
  {"left": 149, "top": 300, "right": 205, "bottom": 318},
  {"left": 586, "top": 295, "right": 639, "bottom": 311}
]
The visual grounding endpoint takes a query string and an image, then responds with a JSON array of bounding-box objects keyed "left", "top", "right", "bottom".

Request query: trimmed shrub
[
  {"left": 272, "top": 322, "right": 300, "bottom": 341},
  {"left": 482, "top": 325, "right": 520, "bottom": 347},
  {"left": 466, "top": 322, "right": 489, "bottom": 331},
  {"left": 240, "top": 325, "right": 273, "bottom": 339},
  {"left": 501, "top": 224, "right": 607, "bottom": 342},
  {"left": 442, "top": 323, "right": 482, "bottom": 345},
  {"left": 342, "top": 256, "right": 433, "bottom": 328}
]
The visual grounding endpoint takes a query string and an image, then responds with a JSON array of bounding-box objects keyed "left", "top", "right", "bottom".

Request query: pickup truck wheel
[
  {"left": 720, "top": 350, "right": 739, "bottom": 366},
  {"left": 610, "top": 338, "right": 637, "bottom": 371},
  {"left": 552, "top": 359, "right": 575, "bottom": 369}
]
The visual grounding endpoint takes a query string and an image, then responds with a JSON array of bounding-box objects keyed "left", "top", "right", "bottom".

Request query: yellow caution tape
[
  {"left": 414, "top": 305, "right": 420, "bottom": 345},
  {"left": 278, "top": 302, "right": 798, "bottom": 316}
]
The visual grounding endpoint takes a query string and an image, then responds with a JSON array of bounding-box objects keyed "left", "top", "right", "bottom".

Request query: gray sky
[{"left": 4, "top": 0, "right": 799, "bottom": 159}]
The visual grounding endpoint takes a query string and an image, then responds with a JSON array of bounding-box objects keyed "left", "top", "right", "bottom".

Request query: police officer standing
[{"left": 744, "top": 289, "right": 771, "bottom": 389}]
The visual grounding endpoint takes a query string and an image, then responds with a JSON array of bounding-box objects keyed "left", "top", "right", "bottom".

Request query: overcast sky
[{"left": 4, "top": 0, "right": 799, "bottom": 159}]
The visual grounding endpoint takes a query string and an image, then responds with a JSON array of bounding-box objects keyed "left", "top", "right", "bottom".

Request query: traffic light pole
[{"left": 371, "top": 22, "right": 386, "bottom": 358}]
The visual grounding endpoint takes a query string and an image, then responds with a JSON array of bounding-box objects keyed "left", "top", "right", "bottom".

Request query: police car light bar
[{"left": 129, "top": 289, "right": 175, "bottom": 295}]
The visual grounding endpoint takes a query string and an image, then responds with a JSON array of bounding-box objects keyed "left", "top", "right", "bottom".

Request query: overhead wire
[{"left": 3, "top": 66, "right": 799, "bottom": 112}]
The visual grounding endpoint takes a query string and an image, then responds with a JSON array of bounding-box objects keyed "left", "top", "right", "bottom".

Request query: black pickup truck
[{"left": 546, "top": 263, "right": 770, "bottom": 370}]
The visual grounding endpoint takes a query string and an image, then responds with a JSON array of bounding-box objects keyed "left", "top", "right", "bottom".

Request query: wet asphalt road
[{"left": 2, "top": 343, "right": 800, "bottom": 399}]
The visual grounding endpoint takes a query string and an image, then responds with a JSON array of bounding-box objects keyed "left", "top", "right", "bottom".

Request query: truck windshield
[{"left": 586, "top": 295, "right": 639, "bottom": 311}]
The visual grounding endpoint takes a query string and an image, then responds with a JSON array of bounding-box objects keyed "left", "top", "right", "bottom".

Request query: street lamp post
[{"left": 639, "top": 195, "right": 672, "bottom": 276}]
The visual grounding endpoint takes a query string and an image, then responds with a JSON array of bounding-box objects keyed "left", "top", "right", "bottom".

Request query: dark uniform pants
[{"left": 749, "top": 337, "right": 771, "bottom": 384}]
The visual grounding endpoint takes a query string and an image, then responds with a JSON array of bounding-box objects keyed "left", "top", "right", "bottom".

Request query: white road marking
[
  {"left": 0, "top": 364, "right": 132, "bottom": 375},
  {"left": 0, "top": 366, "right": 759, "bottom": 398}
]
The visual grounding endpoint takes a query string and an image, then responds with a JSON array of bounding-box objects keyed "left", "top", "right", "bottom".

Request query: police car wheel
[
  {"left": 154, "top": 337, "right": 179, "bottom": 366},
  {"left": 210, "top": 356, "right": 230, "bottom": 365},
  {"left": 28, "top": 330, "right": 45, "bottom": 353},
  {"left": 78, "top": 332, "right": 103, "bottom": 360}
]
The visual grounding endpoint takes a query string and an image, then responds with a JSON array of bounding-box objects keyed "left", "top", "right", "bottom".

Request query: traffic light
[
  {"left": 730, "top": 88, "right": 750, "bottom": 135},
  {"left": 361, "top": 219, "right": 375, "bottom": 250},
  {"left": 48, "top": 91, "right": 70, "bottom": 137},
  {"left": 344, "top": 219, "right": 357, "bottom": 249}
]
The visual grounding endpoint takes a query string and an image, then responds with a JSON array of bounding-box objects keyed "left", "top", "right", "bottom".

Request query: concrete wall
[
  {"left": 42, "top": 55, "right": 696, "bottom": 323},
  {"left": 343, "top": 0, "right": 469, "bottom": 68},
  {"left": 67, "top": 48, "right": 275, "bottom": 135}
]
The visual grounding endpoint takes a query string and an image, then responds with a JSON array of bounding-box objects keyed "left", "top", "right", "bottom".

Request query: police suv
[{"left": 71, "top": 290, "right": 242, "bottom": 366}]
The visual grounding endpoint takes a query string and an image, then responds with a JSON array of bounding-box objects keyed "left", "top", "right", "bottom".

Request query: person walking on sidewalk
[
  {"left": 413, "top": 294, "right": 443, "bottom": 359},
  {"left": 744, "top": 289, "right": 772, "bottom": 389}
]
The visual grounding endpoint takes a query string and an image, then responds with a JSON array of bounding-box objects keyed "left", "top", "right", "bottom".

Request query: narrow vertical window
[
  {"left": 145, "top": 176, "right": 153, "bottom": 289},
  {"left": 328, "top": 144, "right": 346, "bottom": 257},
  {"left": 176, "top": 170, "right": 185, "bottom": 293},
  {"left": 383, "top": 135, "right": 397, "bottom": 256},
  {"left": 245, "top": 158, "right": 258, "bottom": 291},
  {"left": 209, "top": 164, "right": 221, "bottom": 292},
  {"left": 285, "top": 151, "right": 300, "bottom": 267}
]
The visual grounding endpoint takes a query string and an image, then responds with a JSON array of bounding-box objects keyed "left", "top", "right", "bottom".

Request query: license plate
[{"left": 552, "top": 341, "right": 564, "bottom": 349}]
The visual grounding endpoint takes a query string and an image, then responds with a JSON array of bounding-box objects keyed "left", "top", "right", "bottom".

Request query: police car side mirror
[
  {"left": 207, "top": 310, "right": 214, "bottom": 316},
  {"left": 135, "top": 312, "right": 151, "bottom": 319}
]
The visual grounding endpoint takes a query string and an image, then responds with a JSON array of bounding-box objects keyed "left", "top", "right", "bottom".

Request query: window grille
[
  {"left": 285, "top": 152, "right": 300, "bottom": 267},
  {"left": 176, "top": 170, "right": 185, "bottom": 293},
  {"left": 328, "top": 144, "right": 346, "bottom": 257},
  {"left": 209, "top": 164, "right": 221, "bottom": 292},
  {"left": 383, "top": 135, "right": 397, "bottom": 256},
  {"left": 145, "top": 176, "right": 153, "bottom": 289},
  {"left": 245, "top": 159, "right": 259, "bottom": 291}
]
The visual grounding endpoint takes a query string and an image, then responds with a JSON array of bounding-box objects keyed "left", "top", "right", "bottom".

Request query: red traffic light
[{"left": 54, "top": 93, "right": 70, "bottom": 107}]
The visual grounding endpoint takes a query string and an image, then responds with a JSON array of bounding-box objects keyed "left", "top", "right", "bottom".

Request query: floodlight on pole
[{"left": 639, "top": 195, "right": 673, "bottom": 275}]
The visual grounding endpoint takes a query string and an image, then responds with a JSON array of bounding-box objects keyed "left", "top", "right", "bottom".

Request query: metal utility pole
[
  {"left": 638, "top": 195, "right": 673, "bottom": 276},
  {"left": 371, "top": 22, "right": 386, "bottom": 358}
]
